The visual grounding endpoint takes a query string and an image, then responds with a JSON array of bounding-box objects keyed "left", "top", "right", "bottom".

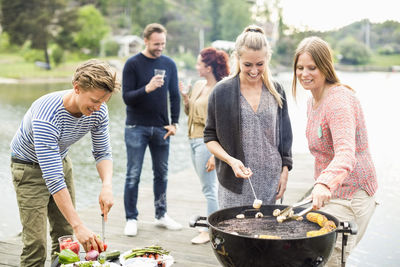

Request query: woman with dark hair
[
  {"left": 204, "top": 25, "right": 293, "bottom": 210},
  {"left": 180, "top": 47, "right": 230, "bottom": 244}
]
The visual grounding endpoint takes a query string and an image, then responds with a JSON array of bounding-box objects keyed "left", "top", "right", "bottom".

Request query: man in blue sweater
[{"left": 122, "top": 23, "right": 181, "bottom": 236}]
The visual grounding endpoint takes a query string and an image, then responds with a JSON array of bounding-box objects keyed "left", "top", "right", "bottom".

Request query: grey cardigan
[{"left": 204, "top": 75, "right": 293, "bottom": 194}]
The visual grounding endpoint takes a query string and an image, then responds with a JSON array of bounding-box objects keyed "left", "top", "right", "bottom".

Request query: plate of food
[
  {"left": 61, "top": 261, "right": 120, "bottom": 267},
  {"left": 119, "top": 245, "right": 173, "bottom": 267}
]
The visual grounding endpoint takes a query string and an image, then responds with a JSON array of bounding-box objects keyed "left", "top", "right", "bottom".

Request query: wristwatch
[{"left": 172, "top": 123, "right": 179, "bottom": 130}]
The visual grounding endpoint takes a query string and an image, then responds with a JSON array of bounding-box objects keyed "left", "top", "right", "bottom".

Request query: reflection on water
[{"left": 1, "top": 72, "right": 400, "bottom": 265}]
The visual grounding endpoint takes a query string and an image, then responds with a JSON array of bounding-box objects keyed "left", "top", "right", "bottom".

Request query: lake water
[{"left": 0, "top": 71, "right": 399, "bottom": 266}]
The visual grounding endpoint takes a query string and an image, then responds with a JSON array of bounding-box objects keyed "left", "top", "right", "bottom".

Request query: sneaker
[
  {"left": 124, "top": 219, "right": 137, "bottom": 236},
  {"left": 191, "top": 231, "right": 210, "bottom": 244},
  {"left": 155, "top": 213, "right": 182, "bottom": 230}
]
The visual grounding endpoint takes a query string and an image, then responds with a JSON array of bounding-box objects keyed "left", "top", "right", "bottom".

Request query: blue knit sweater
[{"left": 122, "top": 53, "right": 180, "bottom": 126}]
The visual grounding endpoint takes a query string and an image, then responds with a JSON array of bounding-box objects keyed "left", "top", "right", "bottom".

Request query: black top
[{"left": 204, "top": 75, "right": 293, "bottom": 194}]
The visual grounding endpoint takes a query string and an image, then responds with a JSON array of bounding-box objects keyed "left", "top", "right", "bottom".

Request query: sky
[{"left": 279, "top": 0, "right": 400, "bottom": 32}]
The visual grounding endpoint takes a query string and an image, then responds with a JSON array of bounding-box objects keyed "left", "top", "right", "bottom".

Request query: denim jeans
[
  {"left": 189, "top": 138, "right": 218, "bottom": 216},
  {"left": 124, "top": 125, "right": 170, "bottom": 220}
]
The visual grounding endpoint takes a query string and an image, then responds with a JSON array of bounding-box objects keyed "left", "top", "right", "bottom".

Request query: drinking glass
[
  {"left": 58, "top": 235, "right": 80, "bottom": 255},
  {"left": 154, "top": 69, "right": 166, "bottom": 78},
  {"left": 181, "top": 78, "right": 191, "bottom": 94}
]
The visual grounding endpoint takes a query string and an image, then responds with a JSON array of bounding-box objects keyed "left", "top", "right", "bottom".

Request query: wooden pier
[{"left": 0, "top": 153, "right": 314, "bottom": 267}]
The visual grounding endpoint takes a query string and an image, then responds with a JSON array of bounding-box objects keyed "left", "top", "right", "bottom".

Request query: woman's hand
[
  {"left": 178, "top": 81, "right": 186, "bottom": 95},
  {"left": 228, "top": 157, "right": 253, "bottom": 179},
  {"left": 276, "top": 166, "right": 289, "bottom": 200},
  {"left": 179, "top": 81, "right": 189, "bottom": 106},
  {"left": 311, "top": 183, "right": 332, "bottom": 210},
  {"left": 205, "top": 155, "right": 215, "bottom": 172}
]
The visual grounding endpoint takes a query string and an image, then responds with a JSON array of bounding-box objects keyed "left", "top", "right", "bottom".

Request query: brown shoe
[{"left": 191, "top": 231, "right": 210, "bottom": 244}]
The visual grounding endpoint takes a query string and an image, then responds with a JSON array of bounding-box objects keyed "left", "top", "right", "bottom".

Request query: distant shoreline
[
  {"left": 274, "top": 64, "right": 400, "bottom": 73},
  {"left": 0, "top": 77, "right": 72, "bottom": 84},
  {"left": 1, "top": 64, "right": 399, "bottom": 85}
]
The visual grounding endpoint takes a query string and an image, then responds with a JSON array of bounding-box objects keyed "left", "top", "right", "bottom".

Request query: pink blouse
[{"left": 306, "top": 85, "right": 378, "bottom": 200}]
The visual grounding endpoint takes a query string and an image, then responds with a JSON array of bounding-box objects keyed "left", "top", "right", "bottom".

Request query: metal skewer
[{"left": 247, "top": 176, "right": 257, "bottom": 200}]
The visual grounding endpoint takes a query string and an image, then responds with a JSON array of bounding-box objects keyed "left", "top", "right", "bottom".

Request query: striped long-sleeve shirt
[
  {"left": 10, "top": 90, "right": 112, "bottom": 194},
  {"left": 306, "top": 85, "right": 378, "bottom": 200}
]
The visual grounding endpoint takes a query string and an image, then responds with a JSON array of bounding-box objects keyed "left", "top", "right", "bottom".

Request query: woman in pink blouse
[{"left": 292, "top": 36, "right": 378, "bottom": 266}]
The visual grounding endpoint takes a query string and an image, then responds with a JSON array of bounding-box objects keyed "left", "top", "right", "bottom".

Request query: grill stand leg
[
  {"left": 338, "top": 221, "right": 358, "bottom": 267},
  {"left": 341, "top": 232, "right": 349, "bottom": 267}
]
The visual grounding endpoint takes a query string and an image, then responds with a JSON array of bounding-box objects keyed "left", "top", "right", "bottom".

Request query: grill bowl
[{"left": 206, "top": 204, "right": 340, "bottom": 267}]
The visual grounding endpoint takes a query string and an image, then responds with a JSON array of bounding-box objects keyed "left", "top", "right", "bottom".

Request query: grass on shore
[
  {"left": 369, "top": 54, "right": 400, "bottom": 67},
  {"left": 0, "top": 53, "right": 84, "bottom": 79},
  {"left": 1, "top": 52, "right": 400, "bottom": 80}
]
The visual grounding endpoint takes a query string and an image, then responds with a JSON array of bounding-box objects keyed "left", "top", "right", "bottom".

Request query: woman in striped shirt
[
  {"left": 10, "top": 59, "right": 120, "bottom": 266},
  {"left": 292, "top": 37, "right": 378, "bottom": 266}
]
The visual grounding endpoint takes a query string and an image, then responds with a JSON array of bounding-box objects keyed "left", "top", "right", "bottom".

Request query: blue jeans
[
  {"left": 124, "top": 125, "right": 169, "bottom": 220},
  {"left": 189, "top": 138, "right": 218, "bottom": 216}
]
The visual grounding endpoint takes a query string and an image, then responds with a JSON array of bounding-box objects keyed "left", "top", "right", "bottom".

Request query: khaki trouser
[
  {"left": 320, "top": 190, "right": 377, "bottom": 267},
  {"left": 11, "top": 156, "right": 75, "bottom": 267}
]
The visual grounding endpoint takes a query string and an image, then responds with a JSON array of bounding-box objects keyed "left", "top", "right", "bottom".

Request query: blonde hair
[
  {"left": 73, "top": 59, "right": 120, "bottom": 93},
  {"left": 143, "top": 23, "right": 167, "bottom": 39},
  {"left": 292, "top": 36, "right": 351, "bottom": 100},
  {"left": 231, "top": 25, "right": 282, "bottom": 107}
]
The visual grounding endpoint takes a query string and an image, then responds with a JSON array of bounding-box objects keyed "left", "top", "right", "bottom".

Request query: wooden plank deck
[{"left": 0, "top": 153, "right": 314, "bottom": 267}]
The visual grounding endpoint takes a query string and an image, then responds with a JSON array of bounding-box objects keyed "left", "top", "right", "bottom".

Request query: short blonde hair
[
  {"left": 143, "top": 23, "right": 167, "bottom": 40},
  {"left": 231, "top": 25, "right": 282, "bottom": 107},
  {"left": 73, "top": 59, "right": 120, "bottom": 93}
]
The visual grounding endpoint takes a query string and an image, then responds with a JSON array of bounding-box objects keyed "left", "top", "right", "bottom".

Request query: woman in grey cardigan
[{"left": 204, "top": 25, "right": 293, "bottom": 208}]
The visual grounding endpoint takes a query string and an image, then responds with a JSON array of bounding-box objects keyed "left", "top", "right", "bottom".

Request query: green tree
[
  {"left": 77, "top": 0, "right": 111, "bottom": 15},
  {"left": 74, "top": 5, "right": 110, "bottom": 56},
  {"left": 219, "top": 0, "right": 251, "bottom": 41},
  {"left": 130, "top": 0, "right": 169, "bottom": 33},
  {"left": 274, "top": 35, "right": 297, "bottom": 65},
  {"left": 53, "top": 9, "right": 81, "bottom": 51},
  {"left": 208, "top": 0, "right": 223, "bottom": 41},
  {"left": 338, "top": 37, "right": 371, "bottom": 65},
  {"left": 165, "top": 0, "right": 210, "bottom": 54},
  {"left": 1, "top": 0, "right": 78, "bottom": 69},
  {"left": 372, "top": 20, "right": 400, "bottom": 53}
]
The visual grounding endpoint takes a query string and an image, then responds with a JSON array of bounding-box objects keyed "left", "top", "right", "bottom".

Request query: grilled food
[
  {"left": 272, "top": 209, "right": 281, "bottom": 217},
  {"left": 306, "top": 212, "right": 328, "bottom": 227},
  {"left": 306, "top": 212, "right": 336, "bottom": 237},
  {"left": 253, "top": 199, "right": 262, "bottom": 209},
  {"left": 306, "top": 227, "right": 330, "bottom": 237},
  {"left": 255, "top": 212, "right": 264, "bottom": 218}
]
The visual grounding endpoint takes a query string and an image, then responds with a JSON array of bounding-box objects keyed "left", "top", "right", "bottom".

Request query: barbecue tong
[{"left": 273, "top": 197, "right": 313, "bottom": 222}]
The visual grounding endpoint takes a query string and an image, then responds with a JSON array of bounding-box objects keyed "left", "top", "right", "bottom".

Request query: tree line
[{"left": 1, "top": 0, "right": 399, "bottom": 69}]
